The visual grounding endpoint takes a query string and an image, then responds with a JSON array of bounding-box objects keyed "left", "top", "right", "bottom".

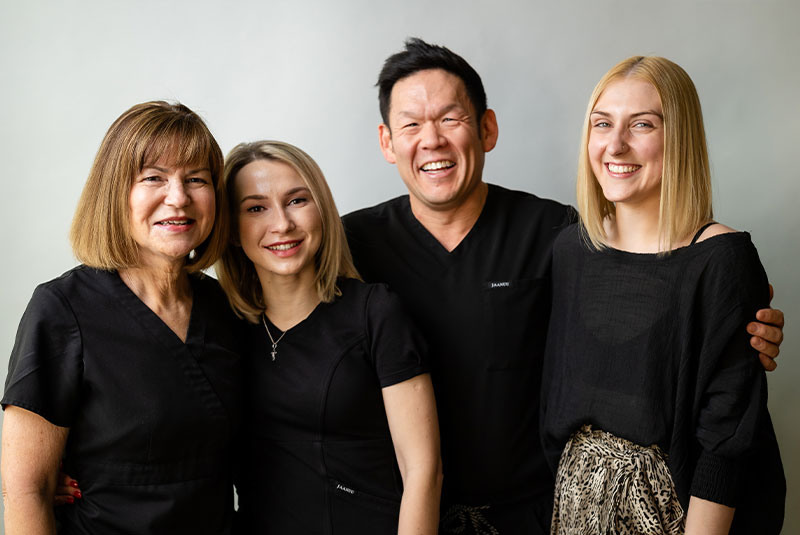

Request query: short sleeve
[
  {"left": 364, "top": 284, "right": 428, "bottom": 388},
  {"left": 690, "top": 236, "right": 772, "bottom": 506},
  {"left": 2, "top": 283, "right": 83, "bottom": 427}
]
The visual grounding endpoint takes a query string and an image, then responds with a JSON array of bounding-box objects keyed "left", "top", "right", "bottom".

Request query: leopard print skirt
[{"left": 551, "top": 425, "right": 685, "bottom": 535}]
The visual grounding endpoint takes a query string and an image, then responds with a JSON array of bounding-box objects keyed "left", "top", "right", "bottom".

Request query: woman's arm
[
  {"left": 2, "top": 405, "right": 69, "bottom": 535},
  {"left": 382, "top": 373, "right": 442, "bottom": 535},
  {"left": 685, "top": 496, "right": 734, "bottom": 535}
]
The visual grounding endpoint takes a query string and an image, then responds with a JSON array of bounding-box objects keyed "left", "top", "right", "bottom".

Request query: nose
[
  {"left": 270, "top": 206, "right": 295, "bottom": 234},
  {"left": 419, "top": 121, "right": 446, "bottom": 150},
  {"left": 607, "top": 126, "right": 628, "bottom": 155},
  {"left": 164, "top": 178, "right": 190, "bottom": 207}
]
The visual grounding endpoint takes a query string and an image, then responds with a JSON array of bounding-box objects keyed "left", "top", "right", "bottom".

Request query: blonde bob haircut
[
  {"left": 70, "top": 101, "right": 227, "bottom": 272},
  {"left": 216, "top": 140, "right": 360, "bottom": 323},
  {"left": 576, "top": 56, "right": 713, "bottom": 253}
]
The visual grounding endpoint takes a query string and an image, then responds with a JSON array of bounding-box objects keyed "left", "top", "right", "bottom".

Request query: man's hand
[{"left": 748, "top": 284, "right": 784, "bottom": 371}]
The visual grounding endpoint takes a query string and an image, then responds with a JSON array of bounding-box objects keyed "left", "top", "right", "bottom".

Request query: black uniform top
[
  {"left": 234, "top": 278, "right": 428, "bottom": 534},
  {"left": 2, "top": 266, "right": 243, "bottom": 534},
  {"left": 541, "top": 226, "right": 785, "bottom": 533},
  {"left": 343, "top": 184, "right": 572, "bottom": 506}
]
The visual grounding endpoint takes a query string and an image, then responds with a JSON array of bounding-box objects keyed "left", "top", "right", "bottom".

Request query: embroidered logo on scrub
[
  {"left": 335, "top": 483, "right": 356, "bottom": 495},
  {"left": 485, "top": 281, "right": 512, "bottom": 289}
]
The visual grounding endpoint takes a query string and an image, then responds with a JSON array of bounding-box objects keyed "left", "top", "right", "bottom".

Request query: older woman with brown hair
[{"left": 1, "top": 101, "right": 242, "bottom": 534}]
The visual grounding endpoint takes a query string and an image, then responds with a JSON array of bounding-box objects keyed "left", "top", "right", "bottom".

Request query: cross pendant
[{"left": 271, "top": 344, "right": 277, "bottom": 361}]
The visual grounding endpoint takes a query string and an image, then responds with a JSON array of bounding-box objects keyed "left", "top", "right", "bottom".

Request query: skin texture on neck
[
  {"left": 408, "top": 180, "right": 488, "bottom": 252},
  {"left": 604, "top": 195, "right": 663, "bottom": 253},
  {"left": 118, "top": 259, "right": 193, "bottom": 341},
  {"left": 259, "top": 268, "right": 321, "bottom": 332}
]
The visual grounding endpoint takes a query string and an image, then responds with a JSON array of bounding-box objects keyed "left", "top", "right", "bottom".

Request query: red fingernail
[
  {"left": 74, "top": 490, "right": 82, "bottom": 499},
  {"left": 70, "top": 481, "right": 79, "bottom": 488},
  {"left": 66, "top": 496, "right": 74, "bottom": 504}
]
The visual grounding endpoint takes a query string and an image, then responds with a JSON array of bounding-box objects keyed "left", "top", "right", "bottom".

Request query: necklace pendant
[{"left": 271, "top": 344, "right": 278, "bottom": 361}]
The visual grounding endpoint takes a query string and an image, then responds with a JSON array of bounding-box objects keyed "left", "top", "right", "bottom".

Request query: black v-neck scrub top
[
  {"left": 234, "top": 279, "right": 428, "bottom": 534},
  {"left": 2, "top": 266, "right": 243, "bottom": 534},
  {"left": 343, "top": 185, "right": 573, "bottom": 507}
]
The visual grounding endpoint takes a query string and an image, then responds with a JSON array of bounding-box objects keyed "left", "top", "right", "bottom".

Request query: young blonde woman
[
  {"left": 541, "top": 57, "right": 785, "bottom": 534},
  {"left": 216, "top": 141, "right": 442, "bottom": 534}
]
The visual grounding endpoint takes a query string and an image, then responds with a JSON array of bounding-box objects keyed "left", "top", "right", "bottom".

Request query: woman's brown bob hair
[
  {"left": 576, "top": 56, "right": 713, "bottom": 252},
  {"left": 70, "top": 101, "right": 227, "bottom": 272},
  {"left": 216, "top": 140, "right": 360, "bottom": 323}
]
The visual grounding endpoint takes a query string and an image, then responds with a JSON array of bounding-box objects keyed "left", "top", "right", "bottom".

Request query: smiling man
[{"left": 342, "top": 38, "right": 784, "bottom": 534}]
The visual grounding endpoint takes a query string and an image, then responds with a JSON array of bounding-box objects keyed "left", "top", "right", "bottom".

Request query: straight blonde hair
[
  {"left": 216, "top": 141, "right": 360, "bottom": 323},
  {"left": 576, "top": 56, "right": 713, "bottom": 252},
  {"left": 70, "top": 101, "right": 227, "bottom": 272}
]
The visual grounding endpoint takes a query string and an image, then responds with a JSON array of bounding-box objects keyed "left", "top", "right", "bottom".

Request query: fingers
[
  {"left": 748, "top": 320, "right": 784, "bottom": 347},
  {"left": 759, "top": 353, "right": 778, "bottom": 372},
  {"left": 768, "top": 283, "right": 774, "bottom": 303},
  {"left": 749, "top": 331, "right": 781, "bottom": 359},
  {"left": 54, "top": 474, "right": 82, "bottom": 506},
  {"left": 755, "top": 307, "right": 784, "bottom": 329}
]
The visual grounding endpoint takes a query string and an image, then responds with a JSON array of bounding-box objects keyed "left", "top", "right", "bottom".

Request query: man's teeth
[
  {"left": 608, "top": 163, "right": 640, "bottom": 174},
  {"left": 158, "top": 220, "right": 190, "bottom": 225},
  {"left": 267, "top": 242, "right": 298, "bottom": 251},
  {"left": 421, "top": 160, "right": 455, "bottom": 171}
]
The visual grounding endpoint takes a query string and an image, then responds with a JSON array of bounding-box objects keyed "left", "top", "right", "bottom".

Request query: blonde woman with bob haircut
[
  {"left": 541, "top": 57, "right": 785, "bottom": 534},
  {"left": 2, "top": 101, "right": 243, "bottom": 534},
  {"left": 217, "top": 140, "right": 442, "bottom": 535}
]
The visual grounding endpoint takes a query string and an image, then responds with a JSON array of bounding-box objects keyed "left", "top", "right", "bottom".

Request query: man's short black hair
[{"left": 376, "top": 38, "right": 487, "bottom": 128}]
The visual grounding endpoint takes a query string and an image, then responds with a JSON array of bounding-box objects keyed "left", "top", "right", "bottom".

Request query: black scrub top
[
  {"left": 343, "top": 184, "right": 573, "bottom": 507},
  {"left": 234, "top": 279, "right": 428, "bottom": 534},
  {"left": 2, "top": 266, "right": 243, "bottom": 534}
]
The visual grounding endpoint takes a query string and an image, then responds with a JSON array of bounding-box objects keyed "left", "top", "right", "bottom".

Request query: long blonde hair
[
  {"left": 216, "top": 140, "right": 360, "bottom": 323},
  {"left": 576, "top": 56, "right": 713, "bottom": 252}
]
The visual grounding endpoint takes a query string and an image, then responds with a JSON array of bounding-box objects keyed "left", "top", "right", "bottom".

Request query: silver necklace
[{"left": 261, "top": 314, "right": 287, "bottom": 361}]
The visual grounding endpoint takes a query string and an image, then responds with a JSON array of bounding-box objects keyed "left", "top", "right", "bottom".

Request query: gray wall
[{"left": 1, "top": 0, "right": 797, "bottom": 531}]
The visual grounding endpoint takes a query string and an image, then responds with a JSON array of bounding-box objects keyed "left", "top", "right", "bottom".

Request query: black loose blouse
[
  {"left": 2, "top": 266, "right": 243, "bottom": 534},
  {"left": 541, "top": 226, "right": 785, "bottom": 533}
]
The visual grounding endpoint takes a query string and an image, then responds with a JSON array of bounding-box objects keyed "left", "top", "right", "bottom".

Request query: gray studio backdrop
[{"left": 1, "top": 0, "right": 797, "bottom": 531}]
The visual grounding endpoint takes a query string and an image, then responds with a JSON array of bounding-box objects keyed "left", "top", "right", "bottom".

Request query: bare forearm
[
  {"left": 685, "top": 496, "right": 734, "bottom": 535},
  {"left": 397, "top": 468, "right": 443, "bottom": 535},
  {"left": 4, "top": 491, "right": 57, "bottom": 535}
]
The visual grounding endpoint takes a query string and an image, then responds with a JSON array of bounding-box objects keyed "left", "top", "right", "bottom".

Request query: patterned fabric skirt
[{"left": 551, "top": 425, "right": 685, "bottom": 535}]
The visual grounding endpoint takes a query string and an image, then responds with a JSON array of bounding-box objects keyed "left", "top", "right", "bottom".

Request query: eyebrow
[
  {"left": 395, "top": 103, "right": 466, "bottom": 119},
  {"left": 142, "top": 165, "right": 211, "bottom": 174},
  {"left": 591, "top": 110, "right": 663, "bottom": 119},
  {"left": 239, "top": 186, "right": 311, "bottom": 204}
]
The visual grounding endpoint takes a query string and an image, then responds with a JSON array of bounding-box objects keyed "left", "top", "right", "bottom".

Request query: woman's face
[
  {"left": 233, "top": 159, "right": 322, "bottom": 283},
  {"left": 588, "top": 78, "right": 664, "bottom": 209},
  {"left": 128, "top": 156, "right": 216, "bottom": 268}
]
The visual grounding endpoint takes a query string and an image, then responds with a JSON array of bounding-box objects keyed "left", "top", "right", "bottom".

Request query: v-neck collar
[
  {"left": 398, "top": 185, "right": 494, "bottom": 260},
  {"left": 105, "top": 269, "right": 206, "bottom": 351}
]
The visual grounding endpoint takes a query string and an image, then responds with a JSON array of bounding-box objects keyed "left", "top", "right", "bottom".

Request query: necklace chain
[{"left": 261, "top": 314, "right": 287, "bottom": 361}]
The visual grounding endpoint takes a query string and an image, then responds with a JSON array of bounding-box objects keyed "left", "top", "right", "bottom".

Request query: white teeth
[
  {"left": 608, "top": 163, "right": 640, "bottom": 174},
  {"left": 267, "top": 242, "right": 298, "bottom": 251},
  {"left": 421, "top": 160, "right": 455, "bottom": 171},
  {"left": 158, "top": 220, "right": 189, "bottom": 225}
]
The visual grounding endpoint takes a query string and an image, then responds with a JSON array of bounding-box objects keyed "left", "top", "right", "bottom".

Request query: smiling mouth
[
  {"left": 156, "top": 219, "right": 194, "bottom": 226},
  {"left": 420, "top": 160, "right": 455, "bottom": 172},
  {"left": 606, "top": 163, "right": 641, "bottom": 174},
  {"left": 266, "top": 241, "right": 301, "bottom": 251}
]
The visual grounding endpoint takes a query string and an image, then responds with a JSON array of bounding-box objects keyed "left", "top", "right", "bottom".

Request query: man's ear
[
  {"left": 378, "top": 123, "right": 397, "bottom": 164},
  {"left": 480, "top": 109, "right": 499, "bottom": 153}
]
